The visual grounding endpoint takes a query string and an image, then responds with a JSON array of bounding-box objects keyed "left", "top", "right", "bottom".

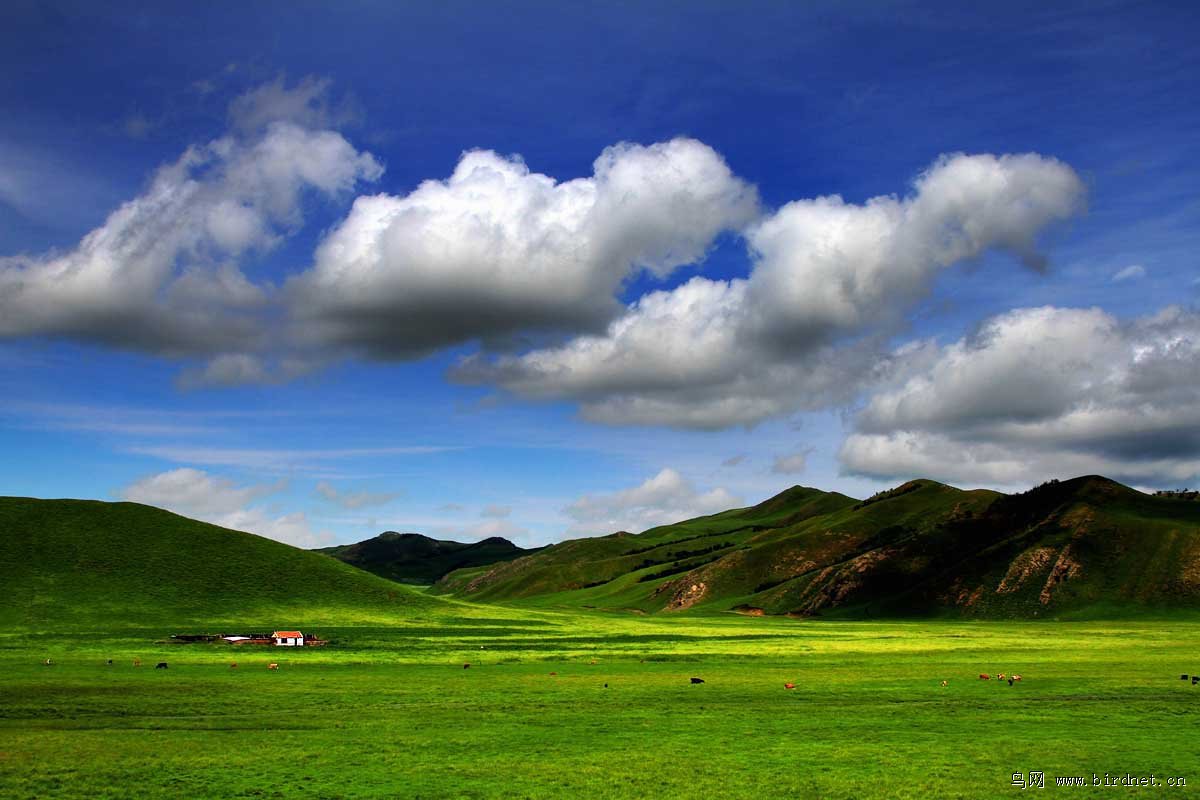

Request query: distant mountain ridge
[
  {"left": 434, "top": 476, "right": 1200, "bottom": 619},
  {"left": 316, "top": 531, "right": 534, "bottom": 584}
]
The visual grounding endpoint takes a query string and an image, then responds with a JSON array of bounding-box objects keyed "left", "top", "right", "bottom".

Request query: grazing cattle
[
  {"left": 1008, "top": 677, "right": 1014, "bottom": 686},
  {"left": 1193, "top": 676, "right": 1199, "bottom": 686},
  {"left": 940, "top": 680, "right": 948, "bottom": 687},
  {"left": 106, "top": 659, "right": 113, "bottom": 665},
  {"left": 784, "top": 682, "right": 796, "bottom": 690},
  {"left": 1012, "top": 674, "right": 1022, "bottom": 682},
  {"left": 549, "top": 672, "right": 557, "bottom": 676},
  {"left": 589, "top": 659, "right": 598, "bottom": 665},
  {"left": 230, "top": 662, "right": 238, "bottom": 668},
  {"left": 268, "top": 663, "right": 279, "bottom": 670},
  {"left": 133, "top": 658, "right": 141, "bottom": 667},
  {"left": 604, "top": 683, "right": 608, "bottom": 689},
  {"left": 43, "top": 659, "right": 52, "bottom": 666},
  {"left": 690, "top": 677, "right": 705, "bottom": 684},
  {"left": 1182, "top": 675, "right": 1190, "bottom": 681},
  {"left": 997, "top": 673, "right": 1006, "bottom": 680},
  {"left": 979, "top": 673, "right": 990, "bottom": 680},
  {"left": 155, "top": 662, "right": 168, "bottom": 669},
  {"left": 463, "top": 663, "right": 471, "bottom": 669}
]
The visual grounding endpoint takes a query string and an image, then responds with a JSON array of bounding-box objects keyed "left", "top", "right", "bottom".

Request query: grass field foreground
[{"left": 2, "top": 611, "right": 1198, "bottom": 798}]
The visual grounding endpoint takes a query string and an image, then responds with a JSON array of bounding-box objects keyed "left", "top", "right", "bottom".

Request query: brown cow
[
  {"left": 998, "top": 673, "right": 1006, "bottom": 680},
  {"left": 940, "top": 680, "right": 948, "bottom": 687},
  {"left": 463, "top": 663, "right": 471, "bottom": 669},
  {"left": 979, "top": 673, "right": 991, "bottom": 680},
  {"left": 784, "top": 682, "right": 796, "bottom": 690},
  {"left": 230, "top": 662, "right": 238, "bottom": 668},
  {"left": 1012, "top": 674, "right": 1022, "bottom": 682},
  {"left": 268, "top": 663, "right": 279, "bottom": 670},
  {"left": 133, "top": 658, "right": 141, "bottom": 667}
]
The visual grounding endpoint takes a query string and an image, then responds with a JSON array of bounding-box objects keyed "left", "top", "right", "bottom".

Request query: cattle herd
[{"left": 37, "top": 658, "right": 1200, "bottom": 689}]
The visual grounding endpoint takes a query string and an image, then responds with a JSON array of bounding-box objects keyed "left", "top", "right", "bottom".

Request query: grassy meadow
[{"left": 2, "top": 608, "right": 1198, "bottom": 799}]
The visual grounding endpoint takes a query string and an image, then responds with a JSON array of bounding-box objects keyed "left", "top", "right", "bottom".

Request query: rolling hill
[
  {"left": 315, "top": 532, "right": 534, "bottom": 584},
  {"left": 0, "top": 496, "right": 445, "bottom": 628},
  {"left": 435, "top": 476, "right": 1200, "bottom": 619}
]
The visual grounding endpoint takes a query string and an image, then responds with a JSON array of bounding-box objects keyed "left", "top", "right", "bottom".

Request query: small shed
[{"left": 272, "top": 631, "right": 304, "bottom": 647}]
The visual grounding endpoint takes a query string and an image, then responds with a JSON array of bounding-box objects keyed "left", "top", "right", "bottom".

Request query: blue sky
[{"left": 2, "top": 1, "right": 1198, "bottom": 547}]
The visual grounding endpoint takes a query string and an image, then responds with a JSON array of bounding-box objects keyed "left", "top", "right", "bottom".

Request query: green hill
[
  {"left": 315, "top": 532, "right": 535, "bottom": 584},
  {"left": 0, "top": 496, "right": 443, "bottom": 629},
  {"left": 436, "top": 476, "right": 1200, "bottom": 619}
]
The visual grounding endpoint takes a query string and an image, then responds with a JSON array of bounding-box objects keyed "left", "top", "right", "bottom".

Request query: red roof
[{"left": 272, "top": 631, "right": 303, "bottom": 638}]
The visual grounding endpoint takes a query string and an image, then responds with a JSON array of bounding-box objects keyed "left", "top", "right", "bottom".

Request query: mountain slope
[
  {"left": 436, "top": 477, "right": 1200, "bottom": 619},
  {"left": 433, "top": 485, "right": 858, "bottom": 603},
  {"left": 316, "top": 532, "right": 533, "bottom": 584},
  {"left": 0, "top": 496, "right": 443, "bottom": 628}
]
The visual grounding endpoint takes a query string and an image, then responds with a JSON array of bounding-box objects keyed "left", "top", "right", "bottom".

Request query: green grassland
[
  {"left": 0, "top": 497, "right": 447, "bottom": 627},
  {"left": 4, "top": 490, "right": 1200, "bottom": 798},
  {"left": 2, "top": 612, "right": 1199, "bottom": 799}
]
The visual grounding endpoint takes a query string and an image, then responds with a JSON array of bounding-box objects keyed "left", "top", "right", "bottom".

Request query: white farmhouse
[{"left": 272, "top": 630, "right": 304, "bottom": 647}]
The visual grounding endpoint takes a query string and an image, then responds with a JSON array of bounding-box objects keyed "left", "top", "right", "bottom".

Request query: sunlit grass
[{"left": 2, "top": 609, "right": 1198, "bottom": 798}]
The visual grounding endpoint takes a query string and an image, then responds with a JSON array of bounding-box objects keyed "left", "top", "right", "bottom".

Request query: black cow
[
  {"left": 1182, "top": 674, "right": 1190, "bottom": 681},
  {"left": 690, "top": 677, "right": 705, "bottom": 684},
  {"left": 155, "top": 662, "right": 168, "bottom": 669},
  {"left": 1193, "top": 676, "right": 1199, "bottom": 686}
]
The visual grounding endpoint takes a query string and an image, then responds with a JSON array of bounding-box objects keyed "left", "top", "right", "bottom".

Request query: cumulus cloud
[
  {"left": 0, "top": 79, "right": 381, "bottom": 359},
  {"left": 286, "top": 138, "right": 758, "bottom": 358},
  {"left": 1112, "top": 264, "right": 1146, "bottom": 282},
  {"left": 840, "top": 305, "right": 1200, "bottom": 487},
  {"left": 563, "top": 468, "right": 741, "bottom": 537},
  {"left": 314, "top": 480, "right": 400, "bottom": 509},
  {"left": 458, "top": 152, "right": 1085, "bottom": 428},
  {"left": 121, "top": 467, "right": 330, "bottom": 547}
]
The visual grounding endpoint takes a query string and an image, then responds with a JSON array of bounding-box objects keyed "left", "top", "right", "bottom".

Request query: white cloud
[
  {"left": 315, "top": 480, "right": 400, "bottom": 509},
  {"left": 286, "top": 137, "right": 758, "bottom": 358},
  {"left": 480, "top": 504, "right": 511, "bottom": 518},
  {"left": 772, "top": 451, "right": 808, "bottom": 475},
  {"left": 1112, "top": 264, "right": 1146, "bottom": 281},
  {"left": 459, "top": 152, "right": 1085, "bottom": 428},
  {"left": 429, "top": 518, "right": 530, "bottom": 545},
  {"left": 121, "top": 467, "right": 331, "bottom": 548},
  {"left": 123, "top": 467, "right": 281, "bottom": 515},
  {"left": 0, "top": 79, "right": 381, "bottom": 358},
  {"left": 563, "top": 468, "right": 741, "bottom": 537},
  {"left": 228, "top": 75, "right": 360, "bottom": 134},
  {"left": 841, "top": 305, "right": 1200, "bottom": 487},
  {"left": 127, "top": 444, "right": 461, "bottom": 471}
]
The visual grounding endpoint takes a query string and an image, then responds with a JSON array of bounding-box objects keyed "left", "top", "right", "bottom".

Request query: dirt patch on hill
[
  {"left": 1040, "top": 546, "right": 1083, "bottom": 605},
  {"left": 661, "top": 580, "right": 708, "bottom": 610},
  {"left": 997, "top": 547, "right": 1057, "bottom": 594}
]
